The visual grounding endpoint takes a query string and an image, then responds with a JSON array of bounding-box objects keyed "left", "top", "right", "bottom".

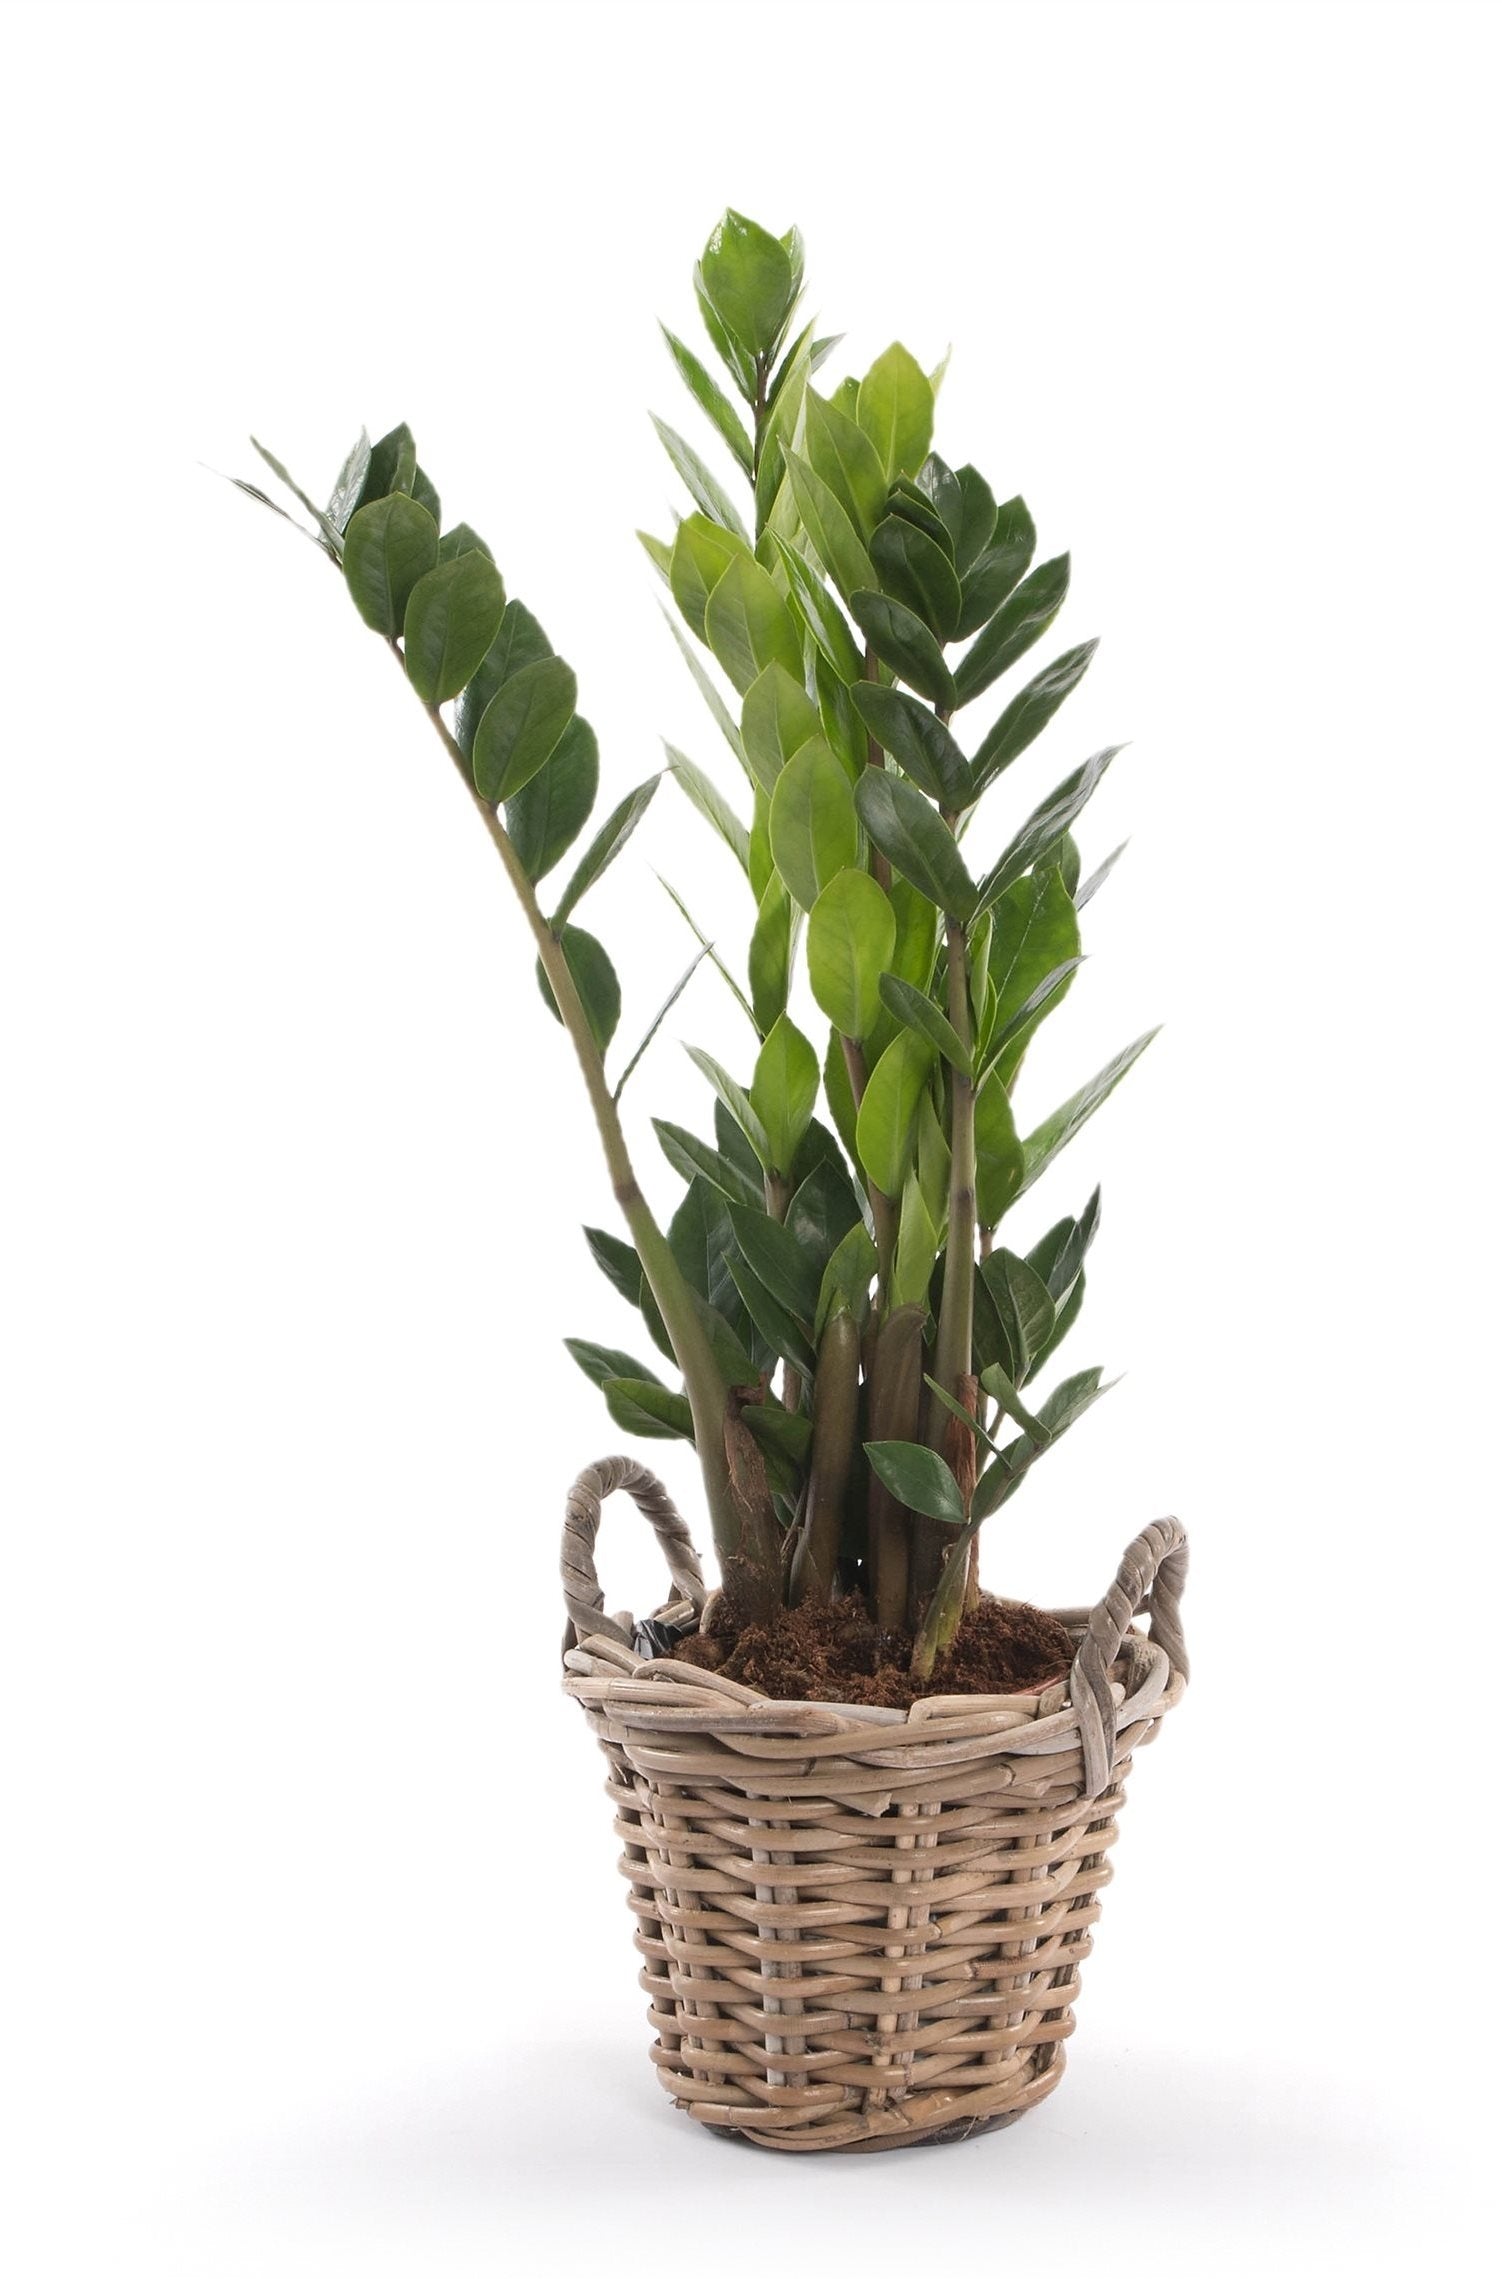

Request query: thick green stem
[
  {"left": 401, "top": 660, "right": 779, "bottom": 1623},
  {"left": 866, "top": 1302, "right": 925, "bottom": 1629},
  {"left": 788, "top": 1307, "right": 860, "bottom": 1606},
  {"left": 839, "top": 1033, "right": 896, "bottom": 1305},
  {"left": 911, "top": 910, "right": 977, "bottom": 1624}
]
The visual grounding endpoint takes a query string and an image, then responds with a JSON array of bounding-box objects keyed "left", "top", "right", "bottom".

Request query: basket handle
[
  {"left": 1069, "top": 1516, "right": 1188, "bottom": 1800},
  {"left": 561, "top": 1456, "right": 708, "bottom": 1650}
]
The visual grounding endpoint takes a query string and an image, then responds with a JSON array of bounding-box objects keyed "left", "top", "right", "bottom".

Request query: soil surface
[{"left": 669, "top": 1592, "right": 1074, "bottom": 1709}]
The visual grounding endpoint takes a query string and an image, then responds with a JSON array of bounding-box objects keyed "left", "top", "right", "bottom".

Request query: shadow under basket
[{"left": 562, "top": 1458, "right": 1189, "bottom": 2154}]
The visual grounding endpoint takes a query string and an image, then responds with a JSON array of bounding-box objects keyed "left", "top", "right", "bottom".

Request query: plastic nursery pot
[{"left": 561, "top": 1457, "right": 1189, "bottom": 2154}]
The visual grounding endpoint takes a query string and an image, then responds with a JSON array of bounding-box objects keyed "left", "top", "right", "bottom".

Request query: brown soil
[{"left": 669, "top": 1592, "right": 1074, "bottom": 1710}]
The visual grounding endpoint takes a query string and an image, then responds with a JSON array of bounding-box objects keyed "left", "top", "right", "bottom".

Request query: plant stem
[
  {"left": 866, "top": 1303, "right": 925, "bottom": 1629},
  {"left": 861, "top": 645, "right": 891, "bottom": 891},
  {"left": 788, "top": 1306, "right": 860, "bottom": 1606},
  {"left": 396, "top": 652, "right": 779, "bottom": 1623},
  {"left": 911, "top": 906, "right": 977, "bottom": 1623},
  {"left": 839, "top": 1033, "right": 896, "bottom": 1304}
]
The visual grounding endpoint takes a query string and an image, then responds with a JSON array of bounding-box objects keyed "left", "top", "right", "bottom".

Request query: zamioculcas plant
[{"left": 234, "top": 211, "right": 1156, "bottom": 1688}]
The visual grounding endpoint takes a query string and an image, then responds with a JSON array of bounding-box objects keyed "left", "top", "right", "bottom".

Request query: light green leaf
[
  {"left": 700, "top": 209, "right": 796, "bottom": 358},
  {"left": 669, "top": 513, "right": 750, "bottom": 641},
  {"left": 553, "top": 773, "right": 660, "bottom": 924},
  {"left": 786, "top": 453, "right": 876, "bottom": 604},
  {"left": 749, "top": 1014, "right": 820, "bottom": 1176},
  {"left": 662, "top": 608, "right": 748, "bottom": 774},
  {"left": 804, "top": 389, "right": 888, "bottom": 537},
  {"left": 748, "top": 872, "right": 793, "bottom": 1035},
  {"left": 892, "top": 1176, "right": 938, "bottom": 1311},
  {"left": 816, "top": 1220, "right": 878, "bottom": 1337},
  {"left": 664, "top": 745, "right": 750, "bottom": 873},
  {"left": 855, "top": 1028, "right": 935, "bottom": 1197},
  {"left": 975, "top": 1073, "right": 1024, "bottom": 1228},
  {"left": 660, "top": 323, "right": 753, "bottom": 474},
  {"left": 768, "top": 737, "right": 861, "bottom": 912},
  {"left": 342, "top": 493, "right": 438, "bottom": 637},
  {"left": 402, "top": 550, "right": 507, "bottom": 705},
  {"left": 704, "top": 553, "right": 804, "bottom": 695},
  {"left": 772, "top": 535, "right": 865, "bottom": 684},
  {"left": 741, "top": 662, "right": 822, "bottom": 798},
  {"left": 857, "top": 343, "right": 935, "bottom": 479},
  {"left": 652, "top": 416, "right": 749, "bottom": 540},
  {"left": 472, "top": 655, "right": 578, "bottom": 803},
  {"left": 807, "top": 868, "right": 894, "bottom": 1038}
]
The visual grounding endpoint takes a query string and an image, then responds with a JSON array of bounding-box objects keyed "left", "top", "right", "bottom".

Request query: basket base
[{"left": 696, "top": 2052, "right": 1066, "bottom": 2154}]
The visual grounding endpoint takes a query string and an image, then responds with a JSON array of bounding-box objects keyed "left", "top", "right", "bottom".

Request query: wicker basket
[{"left": 562, "top": 1456, "right": 1188, "bottom": 2153}]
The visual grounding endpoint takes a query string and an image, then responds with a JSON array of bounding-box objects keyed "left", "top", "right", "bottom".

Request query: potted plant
[{"left": 235, "top": 210, "right": 1188, "bottom": 2153}]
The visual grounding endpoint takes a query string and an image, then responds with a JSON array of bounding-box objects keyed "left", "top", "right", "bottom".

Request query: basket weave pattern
[{"left": 562, "top": 1457, "right": 1188, "bottom": 2153}]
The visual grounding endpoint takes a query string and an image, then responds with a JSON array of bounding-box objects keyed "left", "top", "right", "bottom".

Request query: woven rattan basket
[{"left": 562, "top": 1455, "right": 1188, "bottom": 2153}]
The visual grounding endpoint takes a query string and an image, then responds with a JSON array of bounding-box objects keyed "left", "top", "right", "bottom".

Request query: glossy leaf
[
  {"left": 665, "top": 745, "right": 750, "bottom": 872},
  {"left": 786, "top": 453, "right": 875, "bottom": 603},
  {"left": 870, "top": 514, "right": 962, "bottom": 640},
  {"left": 952, "top": 464, "right": 998, "bottom": 576},
  {"left": 972, "top": 641, "right": 1099, "bottom": 796},
  {"left": 981, "top": 867, "right": 1082, "bottom": 1079},
  {"left": 815, "top": 653, "right": 868, "bottom": 776},
  {"left": 857, "top": 344, "right": 935, "bottom": 479},
  {"left": 455, "top": 600, "right": 553, "bottom": 757},
  {"left": 849, "top": 590, "right": 957, "bottom": 708},
  {"left": 602, "top": 1376, "right": 695, "bottom": 1443},
  {"left": 976, "top": 1360, "right": 1049, "bottom": 1444},
  {"left": 652, "top": 416, "right": 749, "bottom": 540},
  {"left": 972, "top": 1368, "right": 1111, "bottom": 1518},
  {"left": 1020, "top": 1031, "right": 1158, "bottom": 1196},
  {"left": 749, "top": 1014, "right": 820, "bottom": 1175},
  {"left": 804, "top": 388, "right": 887, "bottom": 536},
  {"left": 856, "top": 1028, "right": 935, "bottom": 1197},
  {"left": 505, "top": 714, "right": 599, "bottom": 883},
  {"left": 662, "top": 608, "right": 748, "bottom": 772},
  {"left": 583, "top": 1225, "right": 644, "bottom": 1309},
  {"left": 1027, "top": 1187, "right": 1101, "bottom": 1304},
  {"left": 565, "top": 1339, "right": 664, "bottom": 1392},
  {"left": 660, "top": 323, "right": 753, "bottom": 474},
  {"left": 855, "top": 770, "right": 978, "bottom": 919},
  {"left": 787, "top": 1158, "right": 863, "bottom": 1265},
  {"left": 342, "top": 494, "right": 438, "bottom": 637},
  {"left": 975, "top": 1073, "right": 1024, "bottom": 1227},
  {"left": 768, "top": 738, "right": 861, "bottom": 912},
  {"left": 728, "top": 1203, "right": 821, "bottom": 1324},
  {"left": 773, "top": 536, "right": 865, "bottom": 684},
  {"left": 956, "top": 495, "right": 1037, "bottom": 638},
  {"left": 915, "top": 454, "right": 965, "bottom": 548},
  {"left": 850, "top": 683, "right": 971, "bottom": 808},
  {"left": 979, "top": 959, "right": 1084, "bottom": 1089},
  {"left": 864, "top": 1440, "right": 964, "bottom": 1527},
  {"left": 953, "top": 553, "right": 1071, "bottom": 708},
  {"left": 535, "top": 923, "right": 620, "bottom": 1053},
  {"left": 670, "top": 513, "right": 749, "bottom": 640},
  {"left": 327, "top": 430, "right": 372, "bottom": 535},
  {"left": 694, "top": 264, "right": 757, "bottom": 398},
  {"left": 727, "top": 1258, "right": 816, "bottom": 1378},
  {"left": 823, "top": 1027, "right": 861, "bottom": 1168},
  {"left": 687, "top": 1045, "right": 771, "bottom": 1168},
  {"left": 553, "top": 774, "right": 660, "bottom": 924},
  {"left": 668, "top": 1176, "right": 747, "bottom": 1328},
  {"left": 402, "top": 550, "right": 506, "bottom": 705},
  {"left": 1077, "top": 841, "right": 1127, "bottom": 909},
  {"left": 980, "top": 1250, "right": 1056, "bottom": 1379},
  {"left": 472, "top": 656, "right": 578, "bottom": 803},
  {"left": 741, "top": 662, "right": 822, "bottom": 798},
  {"left": 700, "top": 209, "right": 796, "bottom": 357},
  {"left": 878, "top": 972, "right": 971, "bottom": 1073},
  {"left": 979, "top": 747, "right": 1119, "bottom": 911},
  {"left": 807, "top": 868, "right": 894, "bottom": 1038},
  {"left": 704, "top": 553, "right": 804, "bottom": 695},
  {"left": 892, "top": 1176, "right": 938, "bottom": 1311},
  {"left": 352, "top": 422, "right": 417, "bottom": 512},
  {"left": 816, "top": 1220, "right": 879, "bottom": 1336},
  {"left": 748, "top": 873, "right": 793, "bottom": 1034},
  {"left": 654, "top": 1119, "right": 761, "bottom": 1205}
]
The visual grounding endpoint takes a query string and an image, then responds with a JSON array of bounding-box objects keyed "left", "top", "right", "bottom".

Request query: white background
[{"left": 3, "top": 0, "right": 1497, "bottom": 2270}]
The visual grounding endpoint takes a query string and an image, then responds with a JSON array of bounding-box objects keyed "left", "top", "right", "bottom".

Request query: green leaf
[
  {"left": 1027, "top": 1270, "right": 1086, "bottom": 1381},
  {"left": 980, "top": 1250, "right": 1057, "bottom": 1380},
  {"left": 472, "top": 655, "right": 578, "bottom": 803},
  {"left": 505, "top": 714, "right": 599, "bottom": 883},
  {"left": 727, "top": 1258, "right": 816, "bottom": 1377},
  {"left": 786, "top": 454, "right": 876, "bottom": 604},
  {"left": 1027, "top": 1187, "right": 1101, "bottom": 1304},
  {"left": 850, "top": 683, "right": 971, "bottom": 809},
  {"left": 870, "top": 515, "right": 962, "bottom": 641},
  {"left": 704, "top": 553, "right": 803, "bottom": 695},
  {"left": 740, "top": 1399, "right": 814, "bottom": 1481},
  {"left": 552, "top": 773, "right": 659, "bottom": 924},
  {"left": 856, "top": 1028, "right": 935, "bottom": 1197},
  {"left": 749, "top": 1014, "right": 820, "bottom": 1175},
  {"left": 975, "top": 1073, "right": 1024, "bottom": 1228},
  {"left": 972, "top": 1368, "right": 1112, "bottom": 1518},
  {"left": 878, "top": 972, "right": 971, "bottom": 1073},
  {"left": 772, "top": 536, "right": 865, "bottom": 684},
  {"left": 953, "top": 552, "right": 1071, "bottom": 709},
  {"left": 602, "top": 1376, "right": 695, "bottom": 1443},
  {"left": 342, "top": 494, "right": 438, "bottom": 637},
  {"left": 665, "top": 745, "right": 750, "bottom": 873},
  {"left": 864, "top": 1440, "right": 965, "bottom": 1526},
  {"left": 1020, "top": 1031, "right": 1159, "bottom": 1196},
  {"left": 401, "top": 550, "right": 507, "bottom": 706},
  {"left": 700, "top": 209, "right": 796, "bottom": 357},
  {"left": 438, "top": 522, "right": 491, "bottom": 564},
  {"left": 849, "top": 590, "right": 957, "bottom": 708},
  {"left": 979, "top": 868, "right": 1081, "bottom": 1081},
  {"left": 823, "top": 1027, "right": 861, "bottom": 1168},
  {"left": 411, "top": 464, "right": 441, "bottom": 524},
  {"left": 915, "top": 454, "right": 965, "bottom": 548},
  {"left": 951, "top": 465, "right": 997, "bottom": 576},
  {"left": 669, "top": 513, "right": 749, "bottom": 641},
  {"left": 957, "top": 495, "right": 1037, "bottom": 638},
  {"left": 976, "top": 1361, "right": 1049, "bottom": 1444},
  {"left": 979, "top": 748, "right": 1119, "bottom": 912},
  {"left": 662, "top": 879, "right": 757, "bottom": 1029},
  {"left": 816, "top": 1220, "right": 878, "bottom": 1336},
  {"left": 807, "top": 868, "right": 895, "bottom": 1038},
  {"left": 804, "top": 389, "right": 888, "bottom": 537},
  {"left": 455, "top": 600, "right": 553, "bottom": 758},
  {"left": 788, "top": 1156, "right": 863, "bottom": 1262},
  {"left": 327, "top": 430, "right": 372, "bottom": 534},
  {"left": 352, "top": 422, "right": 417, "bottom": 513},
  {"left": 978, "top": 959, "right": 1084, "bottom": 1088},
  {"left": 741, "top": 663, "right": 822, "bottom": 798},
  {"left": 584, "top": 1225, "right": 644, "bottom": 1309},
  {"left": 695, "top": 264, "right": 757, "bottom": 399},
  {"left": 653, "top": 416, "right": 749, "bottom": 541},
  {"left": 972, "top": 641, "right": 1099, "bottom": 796},
  {"left": 768, "top": 738, "right": 861, "bottom": 912},
  {"left": 686, "top": 1045, "right": 771, "bottom": 1168},
  {"left": 535, "top": 923, "right": 620, "bottom": 1053},
  {"left": 660, "top": 323, "right": 753, "bottom": 475},
  {"left": 888, "top": 478, "right": 953, "bottom": 552},
  {"left": 727, "top": 1203, "right": 821, "bottom": 1325},
  {"left": 612, "top": 947, "right": 709, "bottom": 1104},
  {"left": 565, "top": 1339, "right": 664, "bottom": 1392},
  {"left": 855, "top": 771, "right": 978, "bottom": 919},
  {"left": 1077, "top": 841, "right": 1127, "bottom": 909},
  {"left": 749, "top": 873, "right": 793, "bottom": 1034},
  {"left": 815, "top": 653, "right": 868, "bottom": 775},
  {"left": 892, "top": 1176, "right": 938, "bottom": 1311},
  {"left": 668, "top": 1176, "right": 748, "bottom": 1327},
  {"left": 662, "top": 608, "right": 749, "bottom": 774},
  {"left": 857, "top": 344, "right": 935, "bottom": 479},
  {"left": 654, "top": 1119, "right": 762, "bottom": 1205}
]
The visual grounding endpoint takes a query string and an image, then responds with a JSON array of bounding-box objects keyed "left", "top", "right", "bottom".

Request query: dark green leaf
[
  {"left": 953, "top": 553, "right": 1071, "bottom": 708},
  {"left": 603, "top": 1376, "right": 695, "bottom": 1443},
  {"left": 411, "top": 465, "right": 440, "bottom": 524},
  {"left": 749, "top": 873, "right": 792, "bottom": 1034},
  {"left": 878, "top": 972, "right": 971, "bottom": 1072},
  {"left": 1027, "top": 1187, "right": 1101, "bottom": 1304},
  {"left": 850, "top": 683, "right": 971, "bottom": 809},
  {"left": 669, "top": 1175, "right": 747, "bottom": 1327},
  {"left": 978, "top": 747, "right": 1119, "bottom": 911},
  {"left": 728, "top": 1203, "right": 821, "bottom": 1324},
  {"left": 849, "top": 590, "right": 957, "bottom": 708},
  {"left": 740, "top": 1400, "right": 814, "bottom": 1482},
  {"left": 584, "top": 1225, "right": 643, "bottom": 1308},
  {"left": 660, "top": 323, "right": 753, "bottom": 474},
  {"left": 870, "top": 515, "right": 962, "bottom": 640},
  {"left": 979, "top": 1250, "right": 1056, "bottom": 1379},
  {"left": 816, "top": 1221, "right": 878, "bottom": 1336},
  {"left": 535, "top": 923, "right": 620, "bottom": 1053},
  {"left": 473, "top": 655, "right": 578, "bottom": 803},
  {"left": 914, "top": 454, "right": 965, "bottom": 549},
  {"left": 455, "top": 600, "right": 553, "bottom": 758},
  {"left": 342, "top": 494, "right": 438, "bottom": 637},
  {"left": 353, "top": 423, "right": 417, "bottom": 512},
  {"left": 956, "top": 495, "right": 1037, "bottom": 638},
  {"left": 788, "top": 1157, "right": 863, "bottom": 1262},
  {"left": 505, "top": 714, "right": 598, "bottom": 883},
  {"left": 972, "top": 641, "right": 1100, "bottom": 797},
  {"left": 978, "top": 959, "right": 1084, "bottom": 1087},
  {"left": 855, "top": 770, "right": 978, "bottom": 919},
  {"left": 727, "top": 1258, "right": 816, "bottom": 1377},
  {"left": 953, "top": 465, "right": 998, "bottom": 576},
  {"left": 654, "top": 1119, "right": 762, "bottom": 1205},
  {"left": 864, "top": 1440, "right": 965, "bottom": 1526},
  {"left": 438, "top": 522, "right": 491, "bottom": 564},
  {"left": 972, "top": 1369, "right": 1112, "bottom": 1517},
  {"left": 815, "top": 653, "right": 868, "bottom": 775},
  {"left": 975, "top": 1073, "right": 1024, "bottom": 1228},
  {"left": 565, "top": 1339, "right": 664, "bottom": 1392},
  {"left": 979, "top": 867, "right": 1082, "bottom": 1081},
  {"left": 553, "top": 774, "right": 660, "bottom": 924},
  {"left": 402, "top": 550, "right": 507, "bottom": 705},
  {"left": 1020, "top": 1032, "right": 1158, "bottom": 1196},
  {"left": 823, "top": 1027, "right": 861, "bottom": 1168}
]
